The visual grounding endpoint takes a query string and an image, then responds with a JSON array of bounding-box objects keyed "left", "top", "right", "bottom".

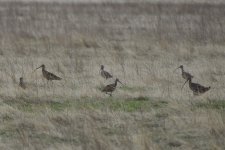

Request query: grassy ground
[{"left": 0, "top": 1, "right": 224, "bottom": 150}]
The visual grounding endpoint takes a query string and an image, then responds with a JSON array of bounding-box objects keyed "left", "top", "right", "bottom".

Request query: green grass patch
[
  {"left": 0, "top": 129, "right": 78, "bottom": 145},
  {"left": 129, "top": 96, "right": 149, "bottom": 101},
  {"left": 109, "top": 100, "right": 146, "bottom": 112},
  {"left": 74, "top": 100, "right": 105, "bottom": 110},
  {"left": 48, "top": 101, "right": 71, "bottom": 111},
  {"left": 0, "top": 129, "right": 15, "bottom": 138},
  {"left": 3, "top": 96, "right": 168, "bottom": 113},
  {"left": 4, "top": 100, "right": 33, "bottom": 112},
  {"left": 2, "top": 114, "right": 13, "bottom": 122},
  {"left": 120, "top": 86, "right": 146, "bottom": 92},
  {"left": 30, "top": 133, "right": 79, "bottom": 144},
  {"left": 155, "top": 113, "right": 169, "bottom": 118},
  {"left": 18, "top": 102, "right": 33, "bottom": 112},
  {"left": 74, "top": 96, "right": 168, "bottom": 112},
  {"left": 4, "top": 98, "right": 71, "bottom": 112},
  {"left": 195, "top": 100, "right": 225, "bottom": 110},
  {"left": 100, "top": 126, "right": 126, "bottom": 136}
]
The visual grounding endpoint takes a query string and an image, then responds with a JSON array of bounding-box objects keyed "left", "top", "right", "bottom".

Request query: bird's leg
[
  {"left": 42, "top": 78, "right": 45, "bottom": 87},
  {"left": 51, "top": 81, "right": 55, "bottom": 96},
  {"left": 47, "top": 80, "right": 49, "bottom": 88},
  {"left": 43, "top": 80, "right": 48, "bottom": 96},
  {"left": 105, "top": 92, "right": 111, "bottom": 96},
  {"left": 41, "top": 77, "right": 44, "bottom": 83},
  {"left": 50, "top": 80, "right": 54, "bottom": 87},
  {"left": 193, "top": 92, "right": 199, "bottom": 96},
  {"left": 181, "top": 80, "right": 188, "bottom": 90}
]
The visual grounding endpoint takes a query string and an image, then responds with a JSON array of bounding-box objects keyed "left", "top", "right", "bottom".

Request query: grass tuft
[
  {"left": 72, "top": 97, "right": 168, "bottom": 112},
  {"left": 195, "top": 100, "right": 225, "bottom": 110},
  {"left": 48, "top": 101, "right": 71, "bottom": 111}
]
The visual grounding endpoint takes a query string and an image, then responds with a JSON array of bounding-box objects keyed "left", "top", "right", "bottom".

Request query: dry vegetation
[{"left": 0, "top": 1, "right": 224, "bottom": 150}]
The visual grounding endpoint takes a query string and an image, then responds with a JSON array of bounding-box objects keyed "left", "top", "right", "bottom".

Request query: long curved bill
[
  {"left": 181, "top": 79, "right": 188, "bottom": 90},
  {"left": 32, "top": 66, "right": 42, "bottom": 73},
  {"left": 118, "top": 80, "right": 124, "bottom": 86},
  {"left": 173, "top": 66, "right": 180, "bottom": 72}
]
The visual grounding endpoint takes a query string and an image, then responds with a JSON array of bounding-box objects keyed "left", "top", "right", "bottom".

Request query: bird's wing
[
  {"left": 192, "top": 83, "right": 206, "bottom": 92},
  {"left": 187, "top": 72, "right": 193, "bottom": 77},
  {"left": 193, "top": 84, "right": 210, "bottom": 94},
  {"left": 103, "top": 71, "right": 113, "bottom": 78},
  {"left": 19, "top": 83, "right": 26, "bottom": 89},
  {"left": 101, "top": 71, "right": 106, "bottom": 78},
  {"left": 102, "top": 84, "right": 114, "bottom": 92},
  {"left": 183, "top": 72, "right": 192, "bottom": 79},
  {"left": 198, "top": 85, "right": 210, "bottom": 93},
  {"left": 47, "top": 71, "right": 62, "bottom": 80}
]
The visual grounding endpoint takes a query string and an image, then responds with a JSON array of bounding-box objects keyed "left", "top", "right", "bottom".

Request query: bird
[
  {"left": 100, "top": 65, "right": 113, "bottom": 79},
  {"left": 182, "top": 76, "right": 210, "bottom": 96},
  {"left": 102, "top": 78, "right": 123, "bottom": 96},
  {"left": 19, "top": 77, "right": 26, "bottom": 89},
  {"left": 174, "top": 65, "right": 193, "bottom": 80},
  {"left": 34, "top": 64, "right": 62, "bottom": 81}
]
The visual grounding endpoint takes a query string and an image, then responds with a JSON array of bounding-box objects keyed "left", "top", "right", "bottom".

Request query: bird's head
[
  {"left": 115, "top": 78, "right": 123, "bottom": 85},
  {"left": 174, "top": 65, "right": 183, "bottom": 72},
  {"left": 36, "top": 64, "right": 45, "bottom": 70},
  {"left": 19, "top": 77, "right": 23, "bottom": 81},
  {"left": 179, "top": 65, "right": 183, "bottom": 69},
  {"left": 100, "top": 65, "right": 104, "bottom": 70}
]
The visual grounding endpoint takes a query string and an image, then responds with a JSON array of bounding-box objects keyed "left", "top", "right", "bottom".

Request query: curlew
[
  {"left": 174, "top": 65, "right": 193, "bottom": 80},
  {"left": 182, "top": 76, "right": 210, "bottom": 96},
  {"left": 100, "top": 65, "right": 113, "bottom": 79},
  {"left": 102, "top": 78, "right": 123, "bottom": 96},
  {"left": 34, "top": 64, "right": 62, "bottom": 81},
  {"left": 19, "top": 77, "right": 26, "bottom": 89}
]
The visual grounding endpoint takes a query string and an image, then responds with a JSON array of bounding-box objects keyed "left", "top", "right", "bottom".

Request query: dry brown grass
[{"left": 0, "top": 1, "right": 224, "bottom": 150}]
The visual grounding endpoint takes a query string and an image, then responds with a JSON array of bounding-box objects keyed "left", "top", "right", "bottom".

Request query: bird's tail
[
  {"left": 205, "top": 86, "right": 211, "bottom": 92},
  {"left": 56, "top": 76, "right": 62, "bottom": 80}
]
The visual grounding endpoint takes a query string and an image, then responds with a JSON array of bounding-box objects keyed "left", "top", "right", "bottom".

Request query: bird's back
[
  {"left": 182, "top": 72, "right": 192, "bottom": 80},
  {"left": 19, "top": 81, "right": 26, "bottom": 89},
  {"left": 190, "top": 82, "right": 210, "bottom": 94},
  {"left": 43, "top": 70, "right": 62, "bottom": 80},
  {"left": 190, "top": 82, "right": 202, "bottom": 92},
  {"left": 199, "top": 86, "right": 210, "bottom": 93},
  {"left": 102, "top": 83, "right": 115, "bottom": 92},
  {"left": 101, "top": 70, "right": 112, "bottom": 79}
]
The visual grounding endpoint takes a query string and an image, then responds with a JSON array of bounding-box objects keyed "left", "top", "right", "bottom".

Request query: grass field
[{"left": 0, "top": 1, "right": 224, "bottom": 150}]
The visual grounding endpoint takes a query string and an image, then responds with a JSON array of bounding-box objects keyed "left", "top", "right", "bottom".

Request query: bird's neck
[
  {"left": 188, "top": 79, "right": 192, "bottom": 86},
  {"left": 114, "top": 81, "right": 118, "bottom": 87},
  {"left": 181, "top": 68, "right": 184, "bottom": 73},
  {"left": 42, "top": 68, "right": 46, "bottom": 74}
]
